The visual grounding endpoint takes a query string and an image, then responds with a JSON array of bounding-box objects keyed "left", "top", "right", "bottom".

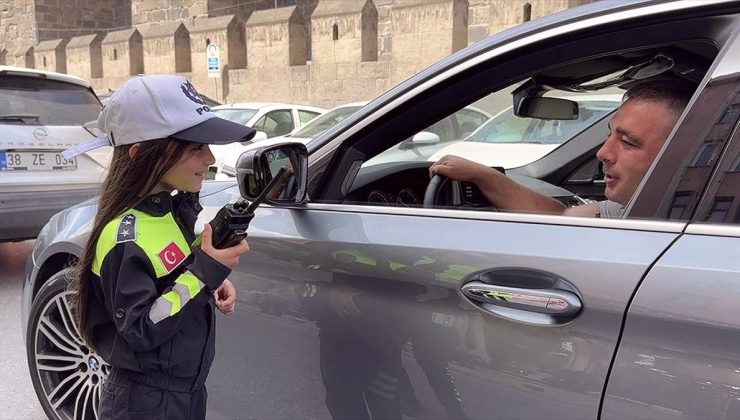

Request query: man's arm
[
  {"left": 563, "top": 202, "right": 598, "bottom": 217},
  {"left": 430, "top": 155, "right": 567, "bottom": 214}
]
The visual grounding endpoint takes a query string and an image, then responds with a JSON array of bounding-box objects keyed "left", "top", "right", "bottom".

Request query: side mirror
[
  {"left": 399, "top": 131, "right": 441, "bottom": 149},
  {"left": 515, "top": 97, "right": 579, "bottom": 120},
  {"left": 243, "top": 130, "right": 268, "bottom": 145},
  {"left": 235, "top": 142, "right": 309, "bottom": 205},
  {"left": 411, "top": 131, "right": 440, "bottom": 144}
]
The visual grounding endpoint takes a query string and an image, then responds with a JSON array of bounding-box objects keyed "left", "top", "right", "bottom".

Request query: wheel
[{"left": 26, "top": 268, "right": 110, "bottom": 420}]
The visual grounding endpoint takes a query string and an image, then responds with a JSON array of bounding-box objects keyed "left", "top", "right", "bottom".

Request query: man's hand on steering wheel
[
  {"left": 429, "top": 155, "right": 488, "bottom": 183},
  {"left": 426, "top": 155, "right": 499, "bottom": 209}
]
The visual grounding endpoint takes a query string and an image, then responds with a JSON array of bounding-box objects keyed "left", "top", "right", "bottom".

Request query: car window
[
  {"left": 424, "top": 116, "right": 455, "bottom": 142},
  {"left": 467, "top": 99, "right": 618, "bottom": 145},
  {"left": 299, "top": 110, "right": 321, "bottom": 124},
  {"left": 293, "top": 106, "right": 363, "bottom": 138},
  {"left": 630, "top": 35, "right": 740, "bottom": 222},
  {"left": 454, "top": 108, "right": 490, "bottom": 137},
  {"left": 212, "top": 108, "right": 257, "bottom": 125},
  {"left": 692, "top": 105, "right": 740, "bottom": 224},
  {"left": 363, "top": 88, "right": 620, "bottom": 169},
  {"left": 0, "top": 76, "right": 100, "bottom": 126},
  {"left": 253, "top": 110, "right": 294, "bottom": 138}
]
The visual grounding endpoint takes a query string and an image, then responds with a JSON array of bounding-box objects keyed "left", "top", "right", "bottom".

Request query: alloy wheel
[{"left": 31, "top": 289, "right": 110, "bottom": 420}]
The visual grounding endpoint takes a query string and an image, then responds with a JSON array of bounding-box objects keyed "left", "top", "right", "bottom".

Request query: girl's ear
[{"left": 128, "top": 143, "right": 141, "bottom": 159}]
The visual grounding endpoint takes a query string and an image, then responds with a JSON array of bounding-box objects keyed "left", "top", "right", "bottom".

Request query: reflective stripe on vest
[{"left": 149, "top": 271, "right": 204, "bottom": 324}]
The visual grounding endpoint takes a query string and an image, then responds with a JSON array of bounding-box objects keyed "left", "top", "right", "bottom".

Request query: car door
[
  {"left": 603, "top": 31, "right": 740, "bottom": 419},
  {"left": 204, "top": 3, "right": 735, "bottom": 419}
]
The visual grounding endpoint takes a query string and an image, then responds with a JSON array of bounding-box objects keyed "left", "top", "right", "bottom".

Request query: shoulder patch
[
  {"left": 116, "top": 214, "right": 137, "bottom": 243},
  {"left": 157, "top": 242, "right": 186, "bottom": 273}
]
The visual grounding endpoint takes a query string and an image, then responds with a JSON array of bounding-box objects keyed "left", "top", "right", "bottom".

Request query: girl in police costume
[{"left": 65, "top": 75, "right": 254, "bottom": 419}]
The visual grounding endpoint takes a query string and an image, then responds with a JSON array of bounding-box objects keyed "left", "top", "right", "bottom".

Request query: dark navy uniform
[{"left": 87, "top": 191, "right": 230, "bottom": 419}]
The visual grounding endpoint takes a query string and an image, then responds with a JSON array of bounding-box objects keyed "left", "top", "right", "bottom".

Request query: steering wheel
[{"left": 423, "top": 174, "right": 462, "bottom": 208}]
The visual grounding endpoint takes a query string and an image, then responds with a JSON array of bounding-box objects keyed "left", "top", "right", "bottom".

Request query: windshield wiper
[{"left": 0, "top": 114, "right": 41, "bottom": 124}]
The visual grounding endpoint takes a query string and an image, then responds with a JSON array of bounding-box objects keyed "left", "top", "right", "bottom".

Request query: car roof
[{"left": 0, "top": 65, "right": 91, "bottom": 88}]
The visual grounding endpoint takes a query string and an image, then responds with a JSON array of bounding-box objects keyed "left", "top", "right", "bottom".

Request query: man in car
[{"left": 429, "top": 80, "right": 695, "bottom": 218}]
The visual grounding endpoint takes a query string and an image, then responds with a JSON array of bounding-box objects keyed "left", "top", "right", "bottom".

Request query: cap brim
[
  {"left": 61, "top": 136, "right": 111, "bottom": 160},
  {"left": 170, "top": 116, "right": 256, "bottom": 145}
]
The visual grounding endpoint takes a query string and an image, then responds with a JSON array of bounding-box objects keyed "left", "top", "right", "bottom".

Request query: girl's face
[{"left": 155, "top": 143, "right": 215, "bottom": 193}]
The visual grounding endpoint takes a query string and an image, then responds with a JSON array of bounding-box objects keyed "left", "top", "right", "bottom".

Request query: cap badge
[{"left": 181, "top": 81, "right": 206, "bottom": 105}]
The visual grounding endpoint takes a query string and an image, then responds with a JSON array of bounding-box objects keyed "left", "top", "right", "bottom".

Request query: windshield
[
  {"left": 292, "top": 105, "right": 363, "bottom": 138},
  {"left": 0, "top": 76, "right": 101, "bottom": 126},
  {"left": 212, "top": 108, "right": 258, "bottom": 125},
  {"left": 364, "top": 90, "right": 622, "bottom": 169},
  {"left": 468, "top": 100, "right": 619, "bottom": 145}
]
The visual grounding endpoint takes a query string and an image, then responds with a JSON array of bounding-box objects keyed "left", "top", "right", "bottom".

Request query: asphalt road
[{"left": 0, "top": 240, "right": 46, "bottom": 419}]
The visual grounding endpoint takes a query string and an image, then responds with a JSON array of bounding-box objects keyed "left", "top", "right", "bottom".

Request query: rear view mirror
[
  {"left": 235, "top": 142, "right": 309, "bottom": 205},
  {"left": 515, "top": 97, "right": 579, "bottom": 120}
]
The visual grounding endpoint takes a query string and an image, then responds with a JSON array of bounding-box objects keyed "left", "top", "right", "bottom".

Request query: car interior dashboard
[{"left": 347, "top": 161, "right": 584, "bottom": 209}]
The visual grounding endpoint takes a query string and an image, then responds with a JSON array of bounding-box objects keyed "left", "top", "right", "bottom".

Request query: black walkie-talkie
[{"left": 192, "top": 167, "right": 287, "bottom": 250}]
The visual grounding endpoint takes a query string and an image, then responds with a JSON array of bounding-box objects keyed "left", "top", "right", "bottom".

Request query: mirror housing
[
  {"left": 399, "top": 131, "right": 441, "bottom": 149},
  {"left": 515, "top": 97, "right": 579, "bottom": 120},
  {"left": 244, "top": 130, "right": 268, "bottom": 145},
  {"left": 235, "top": 142, "right": 309, "bottom": 205},
  {"left": 411, "top": 131, "right": 440, "bottom": 144}
]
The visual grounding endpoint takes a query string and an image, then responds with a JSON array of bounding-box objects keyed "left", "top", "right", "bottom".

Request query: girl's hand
[
  {"left": 214, "top": 279, "right": 237, "bottom": 315},
  {"left": 200, "top": 223, "right": 250, "bottom": 269}
]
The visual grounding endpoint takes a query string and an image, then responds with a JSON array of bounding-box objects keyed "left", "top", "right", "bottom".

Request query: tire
[{"left": 26, "top": 268, "right": 110, "bottom": 420}]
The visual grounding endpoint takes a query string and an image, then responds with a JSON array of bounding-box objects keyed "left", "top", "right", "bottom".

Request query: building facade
[{"left": 0, "top": 0, "right": 591, "bottom": 107}]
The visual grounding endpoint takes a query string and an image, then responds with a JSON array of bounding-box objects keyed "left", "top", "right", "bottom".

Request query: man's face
[{"left": 596, "top": 99, "right": 678, "bottom": 205}]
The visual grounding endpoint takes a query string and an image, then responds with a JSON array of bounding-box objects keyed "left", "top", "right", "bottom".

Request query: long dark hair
[{"left": 74, "top": 138, "right": 198, "bottom": 347}]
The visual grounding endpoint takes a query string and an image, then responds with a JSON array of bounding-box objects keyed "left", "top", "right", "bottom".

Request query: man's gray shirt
[{"left": 596, "top": 200, "right": 625, "bottom": 219}]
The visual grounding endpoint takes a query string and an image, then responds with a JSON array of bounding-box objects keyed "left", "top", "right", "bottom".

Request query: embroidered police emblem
[
  {"left": 116, "top": 214, "right": 137, "bottom": 243},
  {"left": 180, "top": 81, "right": 206, "bottom": 105}
]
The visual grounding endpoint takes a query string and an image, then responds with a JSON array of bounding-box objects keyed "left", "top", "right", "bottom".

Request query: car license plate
[{"left": 0, "top": 151, "right": 77, "bottom": 171}]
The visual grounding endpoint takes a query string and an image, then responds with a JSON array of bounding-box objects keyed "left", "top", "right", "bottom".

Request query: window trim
[{"left": 303, "top": 202, "right": 686, "bottom": 233}]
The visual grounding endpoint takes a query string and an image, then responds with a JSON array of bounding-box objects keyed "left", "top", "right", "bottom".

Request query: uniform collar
[{"left": 134, "top": 191, "right": 202, "bottom": 217}]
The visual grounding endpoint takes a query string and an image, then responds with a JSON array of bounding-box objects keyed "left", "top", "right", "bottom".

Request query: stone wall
[
  {"left": 0, "top": 0, "right": 593, "bottom": 107},
  {"left": 100, "top": 28, "right": 143, "bottom": 90},
  {"left": 35, "top": 0, "right": 129, "bottom": 41},
  {"left": 66, "top": 33, "right": 102, "bottom": 79}
]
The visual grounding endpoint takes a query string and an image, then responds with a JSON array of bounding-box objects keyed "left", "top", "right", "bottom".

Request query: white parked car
[
  {"left": 219, "top": 103, "right": 492, "bottom": 178},
  {"left": 211, "top": 102, "right": 326, "bottom": 138},
  {"left": 218, "top": 102, "right": 366, "bottom": 178},
  {"left": 209, "top": 102, "right": 326, "bottom": 177},
  {"left": 0, "top": 65, "right": 106, "bottom": 241},
  {"left": 427, "top": 94, "right": 622, "bottom": 168}
]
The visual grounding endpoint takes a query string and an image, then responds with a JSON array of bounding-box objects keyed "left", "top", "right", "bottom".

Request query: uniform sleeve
[{"left": 98, "top": 241, "right": 231, "bottom": 352}]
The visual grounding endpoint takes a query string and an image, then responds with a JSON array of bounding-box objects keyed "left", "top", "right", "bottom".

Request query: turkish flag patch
[{"left": 157, "top": 242, "right": 186, "bottom": 273}]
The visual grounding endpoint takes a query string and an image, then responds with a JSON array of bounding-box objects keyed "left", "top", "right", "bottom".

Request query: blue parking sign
[{"left": 207, "top": 44, "right": 221, "bottom": 78}]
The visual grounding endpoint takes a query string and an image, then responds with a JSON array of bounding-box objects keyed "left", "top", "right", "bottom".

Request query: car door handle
[
  {"left": 460, "top": 268, "right": 583, "bottom": 326},
  {"left": 461, "top": 282, "right": 581, "bottom": 317}
]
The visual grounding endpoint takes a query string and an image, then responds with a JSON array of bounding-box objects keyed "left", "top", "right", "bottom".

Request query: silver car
[
  {"left": 21, "top": 0, "right": 740, "bottom": 419},
  {"left": 0, "top": 66, "right": 104, "bottom": 242}
]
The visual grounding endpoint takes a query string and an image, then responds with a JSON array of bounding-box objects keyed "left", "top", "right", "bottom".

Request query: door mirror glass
[{"left": 235, "top": 142, "right": 309, "bottom": 204}]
